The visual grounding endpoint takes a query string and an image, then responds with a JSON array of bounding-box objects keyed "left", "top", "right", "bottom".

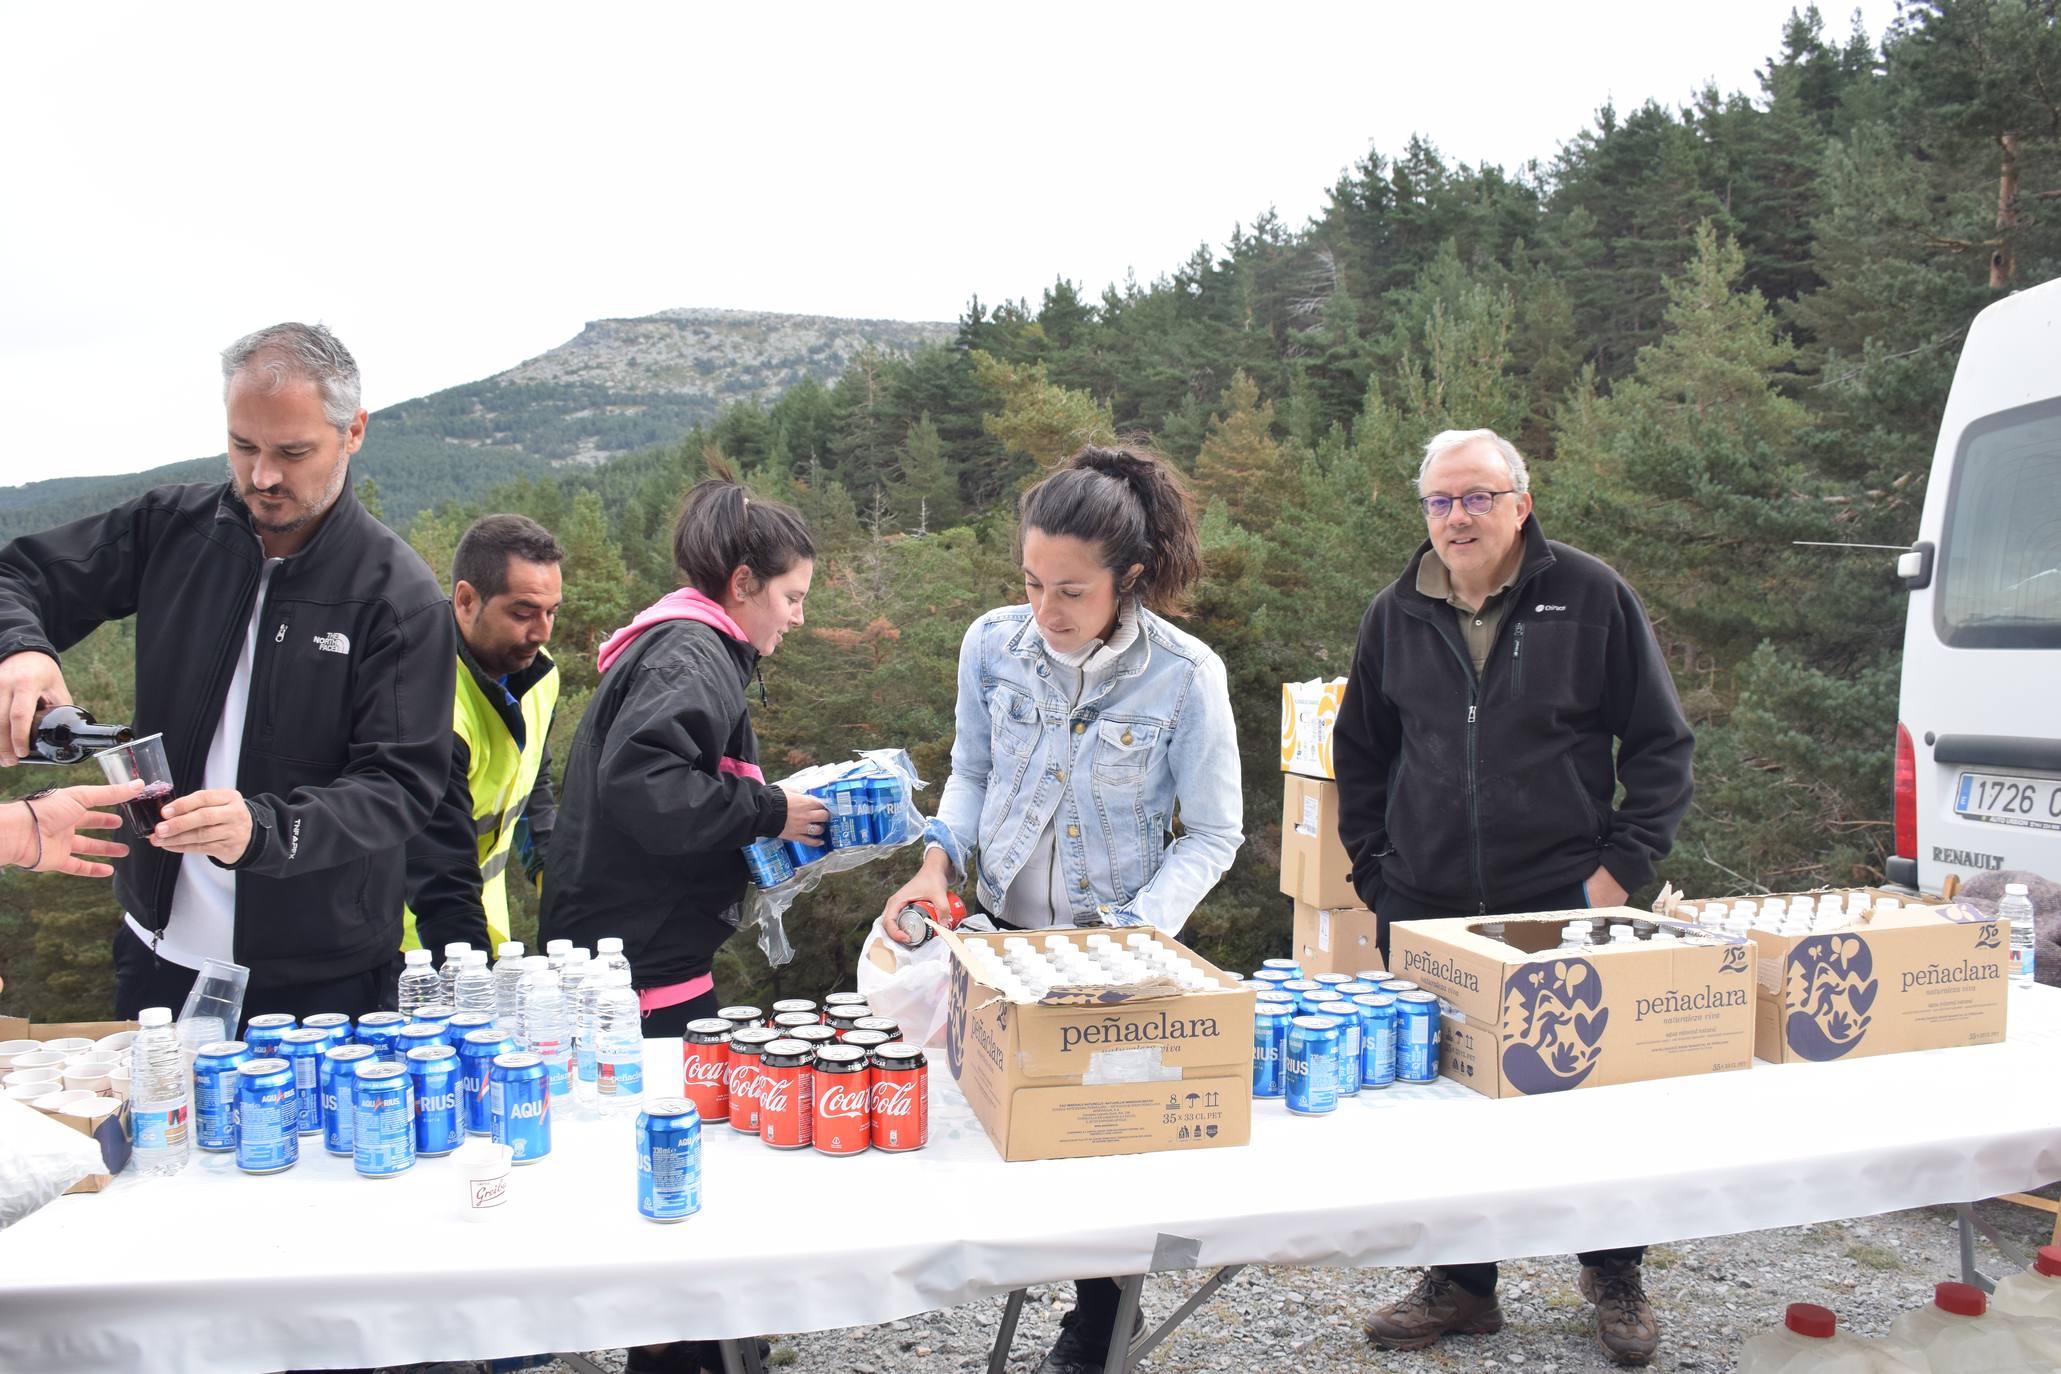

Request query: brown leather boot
[
  {"left": 1364, "top": 1267, "right": 1506, "bottom": 1351},
  {"left": 1579, "top": 1259, "right": 1659, "bottom": 1366}
]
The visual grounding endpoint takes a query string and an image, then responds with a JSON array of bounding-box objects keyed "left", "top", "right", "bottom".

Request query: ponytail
[
  {"left": 1017, "top": 445, "right": 1203, "bottom": 616},
  {"left": 673, "top": 478, "right": 815, "bottom": 599}
]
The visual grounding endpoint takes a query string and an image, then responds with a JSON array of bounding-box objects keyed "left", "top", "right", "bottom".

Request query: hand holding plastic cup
[{"left": 93, "top": 733, "right": 175, "bottom": 839}]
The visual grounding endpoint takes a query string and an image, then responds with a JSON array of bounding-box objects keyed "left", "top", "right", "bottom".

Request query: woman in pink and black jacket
[{"left": 540, "top": 479, "right": 829, "bottom": 1036}]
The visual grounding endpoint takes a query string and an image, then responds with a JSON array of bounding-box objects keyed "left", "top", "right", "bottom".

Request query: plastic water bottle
[
  {"left": 128, "top": 1007, "right": 191, "bottom": 1178},
  {"left": 439, "top": 942, "right": 473, "bottom": 1002},
  {"left": 1738, "top": 1303, "right": 1923, "bottom": 1372},
  {"left": 2002, "top": 883, "right": 2037, "bottom": 988},
  {"left": 564, "top": 952, "right": 598, "bottom": 1112},
  {"left": 397, "top": 948, "right": 441, "bottom": 1018},
  {"left": 591, "top": 968, "right": 645, "bottom": 1118},
  {"left": 493, "top": 941, "right": 526, "bottom": 1025},
  {"left": 1885, "top": 1280, "right": 2061, "bottom": 1369},
  {"left": 1557, "top": 922, "right": 1594, "bottom": 952},
  {"left": 595, "top": 935, "right": 632, "bottom": 983},
  {"left": 453, "top": 949, "right": 495, "bottom": 1015},
  {"left": 544, "top": 939, "right": 571, "bottom": 974},
  {"left": 519, "top": 957, "right": 572, "bottom": 1101},
  {"left": 1993, "top": 1247, "right": 2061, "bottom": 1325}
]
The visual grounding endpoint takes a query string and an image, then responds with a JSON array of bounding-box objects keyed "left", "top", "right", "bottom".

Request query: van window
[{"left": 1936, "top": 397, "right": 2061, "bottom": 649}]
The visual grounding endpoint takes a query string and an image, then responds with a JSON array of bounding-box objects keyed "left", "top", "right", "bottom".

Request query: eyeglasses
[{"left": 1418, "top": 490, "right": 1516, "bottom": 520}]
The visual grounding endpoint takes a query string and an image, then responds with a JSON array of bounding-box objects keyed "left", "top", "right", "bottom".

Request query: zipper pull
[
  {"left": 1468, "top": 704, "right": 1478, "bottom": 724},
  {"left": 274, "top": 623, "right": 287, "bottom": 643}
]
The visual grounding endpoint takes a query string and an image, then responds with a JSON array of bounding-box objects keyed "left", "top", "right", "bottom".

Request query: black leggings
[{"left": 638, "top": 987, "right": 722, "bottom": 1039}]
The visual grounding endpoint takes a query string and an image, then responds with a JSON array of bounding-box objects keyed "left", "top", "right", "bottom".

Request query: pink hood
[{"left": 596, "top": 588, "right": 750, "bottom": 675}]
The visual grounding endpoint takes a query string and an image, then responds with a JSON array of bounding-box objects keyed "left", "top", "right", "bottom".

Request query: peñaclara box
[
  {"left": 939, "top": 926, "right": 1253, "bottom": 1161},
  {"left": 1390, "top": 910, "right": 1756, "bottom": 1098}
]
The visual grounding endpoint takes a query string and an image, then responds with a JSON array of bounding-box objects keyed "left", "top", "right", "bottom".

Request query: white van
[{"left": 1890, "top": 274, "right": 2061, "bottom": 894}]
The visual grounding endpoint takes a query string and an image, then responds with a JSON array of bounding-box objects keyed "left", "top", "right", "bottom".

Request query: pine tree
[{"left": 1194, "top": 372, "right": 1285, "bottom": 528}]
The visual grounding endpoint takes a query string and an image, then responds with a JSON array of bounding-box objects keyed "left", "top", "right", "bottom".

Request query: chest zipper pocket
[{"left": 1510, "top": 620, "right": 1526, "bottom": 697}]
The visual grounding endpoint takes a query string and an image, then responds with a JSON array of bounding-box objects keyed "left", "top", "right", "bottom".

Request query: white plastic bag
[
  {"left": 0, "top": 1098, "right": 106, "bottom": 1230},
  {"left": 854, "top": 912, "right": 994, "bottom": 1049}
]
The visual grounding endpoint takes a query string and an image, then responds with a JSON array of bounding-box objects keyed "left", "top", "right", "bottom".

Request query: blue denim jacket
[{"left": 923, "top": 603, "right": 1244, "bottom": 932}]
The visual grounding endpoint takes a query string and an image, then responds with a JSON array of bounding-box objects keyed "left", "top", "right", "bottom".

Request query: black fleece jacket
[{"left": 1333, "top": 515, "right": 1694, "bottom": 916}]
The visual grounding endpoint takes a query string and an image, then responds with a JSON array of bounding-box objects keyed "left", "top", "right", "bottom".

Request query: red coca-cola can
[
  {"left": 771, "top": 998, "right": 819, "bottom": 1020},
  {"left": 851, "top": 1015, "right": 902, "bottom": 1040},
  {"left": 771, "top": 1011, "right": 819, "bottom": 1033},
  {"left": 717, "top": 1005, "right": 764, "bottom": 1032},
  {"left": 823, "top": 992, "right": 869, "bottom": 1010},
  {"left": 680, "top": 1017, "right": 732, "bottom": 1124},
  {"left": 870, "top": 1044, "right": 928, "bottom": 1152},
  {"left": 786, "top": 1024, "right": 837, "bottom": 1049},
  {"left": 756, "top": 1039, "right": 814, "bottom": 1150},
  {"left": 825, "top": 1005, "right": 873, "bottom": 1037},
  {"left": 841, "top": 1029, "right": 892, "bottom": 1055},
  {"left": 726, "top": 1027, "right": 778, "bottom": 1136},
  {"left": 811, "top": 1044, "right": 871, "bottom": 1156}
]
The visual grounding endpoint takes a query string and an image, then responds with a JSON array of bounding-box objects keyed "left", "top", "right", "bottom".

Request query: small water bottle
[
  {"left": 519, "top": 958, "right": 572, "bottom": 1100},
  {"left": 565, "top": 952, "right": 598, "bottom": 1112},
  {"left": 128, "top": 1007, "right": 192, "bottom": 1178},
  {"left": 592, "top": 968, "right": 645, "bottom": 1117},
  {"left": 493, "top": 941, "right": 526, "bottom": 1025},
  {"left": 595, "top": 935, "right": 632, "bottom": 982},
  {"left": 453, "top": 949, "right": 495, "bottom": 1015},
  {"left": 439, "top": 942, "right": 473, "bottom": 1003},
  {"left": 397, "top": 948, "right": 441, "bottom": 1018},
  {"left": 2002, "top": 883, "right": 2036, "bottom": 988},
  {"left": 544, "top": 939, "right": 572, "bottom": 974}
]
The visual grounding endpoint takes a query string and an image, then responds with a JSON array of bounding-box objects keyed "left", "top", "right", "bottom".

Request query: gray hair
[
  {"left": 1417, "top": 428, "right": 1530, "bottom": 494},
  {"left": 221, "top": 322, "right": 362, "bottom": 433}
]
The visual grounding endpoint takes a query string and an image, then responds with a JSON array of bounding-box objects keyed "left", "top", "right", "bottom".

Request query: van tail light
[{"left": 1894, "top": 722, "right": 1918, "bottom": 861}]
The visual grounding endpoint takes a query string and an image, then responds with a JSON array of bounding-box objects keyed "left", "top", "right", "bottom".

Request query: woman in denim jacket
[{"left": 880, "top": 443, "right": 1243, "bottom": 1374}]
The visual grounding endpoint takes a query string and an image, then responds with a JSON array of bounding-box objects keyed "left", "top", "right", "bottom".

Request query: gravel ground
[{"left": 524, "top": 1194, "right": 2057, "bottom": 1374}]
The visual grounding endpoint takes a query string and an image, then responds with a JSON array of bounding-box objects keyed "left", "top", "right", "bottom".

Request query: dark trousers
[
  {"left": 1444, "top": 1249, "right": 1647, "bottom": 1297},
  {"left": 112, "top": 923, "right": 397, "bottom": 1029},
  {"left": 638, "top": 988, "right": 721, "bottom": 1039}
]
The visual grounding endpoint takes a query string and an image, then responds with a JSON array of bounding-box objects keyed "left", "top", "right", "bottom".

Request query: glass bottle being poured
[{"left": 25, "top": 705, "right": 134, "bottom": 764}]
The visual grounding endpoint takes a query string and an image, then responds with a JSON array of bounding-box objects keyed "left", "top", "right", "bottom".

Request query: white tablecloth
[{"left": 5, "top": 986, "right": 2061, "bottom": 1373}]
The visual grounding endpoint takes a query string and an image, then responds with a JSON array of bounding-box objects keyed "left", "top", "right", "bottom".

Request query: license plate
[{"left": 1954, "top": 771, "right": 2061, "bottom": 832}]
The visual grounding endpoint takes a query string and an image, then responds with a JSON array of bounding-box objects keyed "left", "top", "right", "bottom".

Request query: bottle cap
[
  {"left": 597, "top": 937, "right": 624, "bottom": 954},
  {"left": 444, "top": 943, "right": 472, "bottom": 958},
  {"left": 1784, "top": 1303, "right": 1836, "bottom": 1338},
  {"left": 545, "top": 939, "right": 572, "bottom": 955},
  {"left": 1934, "top": 1281, "right": 1986, "bottom": 1317},
  {"left": 404, "top": 949, "right": 431, "bottom": 965},
  {"left": 2006, "top": 883, "right": 2029, "bottom": 897},
  {"left": 522, "top": 955, "right": 550, "bottom": 971},
  {"left": 497, "top": 942, "right": 525, "bottom": 959},
  {"left": 465, "top": 950, "right": 489, "bottom": 966},
  {"left": 138, "top": 1006, "right": 172, "bottom": 1027},
  {"left": 2036, "top": 1245, "right": 2061, "bottom": 1278}
]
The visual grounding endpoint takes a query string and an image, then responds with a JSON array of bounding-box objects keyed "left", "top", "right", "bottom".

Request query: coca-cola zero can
[
  {"left": 756, "top": 1038, "right": 814, "bottom": 1149},
  {"left": 870, "top": 1044, "right": 928, "bottom": 1152},
  {"left": 681, "top": 1018, "right": 731, "bottom": 1124},
  {"left": 825, "top": 1005, "right": 872, "bottom": 1036},
  {"left": 726, "top": 1027, "right": 778, "bottom": 1135},
  {"left": 812, "top": 1044, "right": 870, "bottom": 1156}
]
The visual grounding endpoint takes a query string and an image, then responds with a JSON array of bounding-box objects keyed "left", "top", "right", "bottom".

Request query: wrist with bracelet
[{"left": 14, "top": 787, "right": 55, "bottom": 871}]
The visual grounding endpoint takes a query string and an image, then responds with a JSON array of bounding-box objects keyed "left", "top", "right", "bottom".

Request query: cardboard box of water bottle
[
  {"left": 1731, "top": 901, "right": 2009, "bottom": 1065},
  {"left": 1389, "top": 910, "right": 1757, "bottom": 1099},
  {"left": 0, "top": 1016, "right": 136, "bottom": 1192},
  {"left": 1280, "top": 677, "right": 1347, "bottom": 780},
  {"left": 1279, "top": 773, "right": 1358, "bottom": 908},
  {"left": 937, "top": 926, "right": 1254, "bottom": 1162},
  {"left": 1291, "top": 900, "right": 1385, "bottom": 977}
]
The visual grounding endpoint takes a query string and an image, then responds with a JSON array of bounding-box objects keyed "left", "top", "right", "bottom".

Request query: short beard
[{"left": 228, "top": 455, "right": 351, "bottom": 537}]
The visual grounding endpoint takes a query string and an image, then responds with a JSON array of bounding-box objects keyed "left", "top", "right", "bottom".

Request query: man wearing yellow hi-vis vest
[{"left": 404, "top": 516, "right": 564, "bottom": 954}]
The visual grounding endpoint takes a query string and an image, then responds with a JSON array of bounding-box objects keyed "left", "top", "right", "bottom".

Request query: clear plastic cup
[
  {"left": 176, "top": 958, "right": 249, "bottom": 1047},
  {"left": 93, "top": 732, "right": 176, "bottom": 838}
]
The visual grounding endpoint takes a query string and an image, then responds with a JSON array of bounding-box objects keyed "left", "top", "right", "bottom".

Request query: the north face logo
[{"left": 313, "top": 632, "right": 351, "bottom": 655}]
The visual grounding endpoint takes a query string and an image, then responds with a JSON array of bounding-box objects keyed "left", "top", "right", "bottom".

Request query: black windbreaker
[
  {"left": 1333, "top": 515, "right": 1694, "bottom": 916},
  {"left": 539, "top": 618, "right": 790, "bottom": 989},
  {"left": 0, "top": 478, "right": 455, "bottom": 983}
]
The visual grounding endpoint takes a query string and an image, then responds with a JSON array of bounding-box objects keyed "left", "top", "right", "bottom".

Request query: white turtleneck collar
[{"left": 1039, "top": 598, "right": 1141, "bottom": 677}]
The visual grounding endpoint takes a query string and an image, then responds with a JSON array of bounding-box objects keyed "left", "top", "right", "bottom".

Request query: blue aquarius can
[
  {"left": 407, "top": 1045, "right": 464, "bottom": 1158},
  {"left": 192, "top": 1041, "right": 251, "bottom": 1152},
  {"left": 1353, "top": 994, "right": 1398, "bottom": 1089},
  {"left": 352, "top": 1061, "right": 416, "bottom": 1177},
  {"left": 636, "top": 1098, "right": 703, "bottom": 1223},
  {"left": 823, "top": 777, "right": 872, "bottom": 848},
  {"left": 396, "top": 1022, "right": 452, "bottom": 1058},
  {"left": 353, "top": 1011, "right": 409, "bottom": 1059},
  {"left": 234, "top": 1058, "right": 298, "bottom": 1174},
  {"left": 866, "top": 773, "right": 907, "bottom": 844},
  {"left": 1285, "top": 1015, "right": 1341, "bottom": 1116},
  {"left": 1261, "top": 958, "right": 1303, "bottom": 979},
  {"left": 279, "top": 1027, "right": 332, "bottom": 1136},
  {"left": 321, "top": 1044, "right": 378, "bottom": 1155},
  {"left": 410, "top": 1004, "right": 456, "bottom": 1033},
  {"left": 1355, "top": 969, "right": 1388, "bottom": 984},
  {"left": 446, "top": 1010, "right": 497, "bottom": 1040},
  {"left": 460, "top": 1028, "right": 516, "bottom": 1136},
  {"left": 300, "top": 1012, "right": 352, "bottom": 1049},
  {"left": 742, "top": 837, "right": 797, "bottom": 887},
  {"left": 1302, "top": 987, "right": 1348, "bottom": 1020},
  {"left": 1252, "top": 968, "right": 1298, "bottom": 987},
  {"left": 1279, "top": 978, "right": 1320, "bottom": 1005},
  {"left": 1377, "top": 979, "right": 1420, "bottom": 998},
  {"left": 1334, "top": 980, "right": 1380, "bottom": 999},
  {"left": 1255, "top": 990, "right": 1299, "bottom": 1015},
  {"left": 1309, "top": 995, "right": 1360, "bottom": 1097},
  {"left": 1251, "top": 1004, "right": 1292, "bottom": 1099},
  {"left": 1311, "top": 973, "right": 1354, "bottom": 989},
  {"left": 1396, "top": 991, "right": 1442, "bottom": 1083},
  {"left": 243, "top": 1012, "right": 297, "bottom": 1060},
  {"left": 490, "top": 1052, "right": 552, "bottom": 1164}
]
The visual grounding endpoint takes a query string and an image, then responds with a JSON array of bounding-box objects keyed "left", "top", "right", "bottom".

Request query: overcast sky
[{"left": 0, "top": 1, "right": 1899, "bottom": 488}]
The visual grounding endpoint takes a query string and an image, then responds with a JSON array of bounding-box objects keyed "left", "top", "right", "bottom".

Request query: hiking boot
[
  {"left": 1579, "top": 1259, "right": 1659, "bottom": 1366},
  {"left": 1364, "top": 1267, "right": 1505, "bottom": 1351},
  {"left": 1034, "top": 1305, "right": 1143, "bottom": 1374}
]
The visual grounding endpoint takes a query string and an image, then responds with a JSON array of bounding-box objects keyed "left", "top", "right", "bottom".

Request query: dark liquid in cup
[{"left": 121, "top": 782, "right": 175, "bottom": 837}]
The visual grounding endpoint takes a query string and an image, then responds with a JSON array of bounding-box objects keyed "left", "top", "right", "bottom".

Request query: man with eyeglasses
[{"left": 1334, "top": 428, "right": 1693, "bottom": 1367}]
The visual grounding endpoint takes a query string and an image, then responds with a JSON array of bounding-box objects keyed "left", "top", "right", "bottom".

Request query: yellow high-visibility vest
[{"left": 403, "top": 654, "right": 558, "bottom": 951}]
